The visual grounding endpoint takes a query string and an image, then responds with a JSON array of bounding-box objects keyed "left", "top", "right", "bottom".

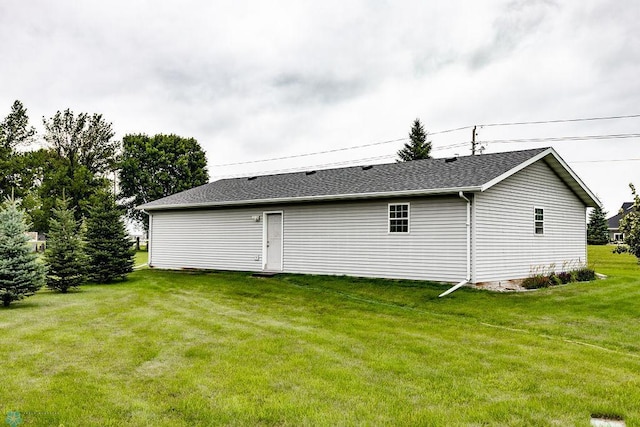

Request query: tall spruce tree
[
  {"left": 587, "top": 205, "right": 609, "bottom": 245},
  {"left": 397, "top": 119, "right": 432, "bottom": 162},
  {"left": 0, "top": 197, "right": 46, "bottom": 306},
  {"left": 85, "top": 191, "right": 134, "bottom": 283},
  {"left": 44, "top": 196, "right": 87, "bottom": 292}
]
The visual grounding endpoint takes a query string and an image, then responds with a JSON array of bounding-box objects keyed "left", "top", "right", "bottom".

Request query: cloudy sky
[{"left": 1, "top": 0, "right": 638, "bottom": 214}]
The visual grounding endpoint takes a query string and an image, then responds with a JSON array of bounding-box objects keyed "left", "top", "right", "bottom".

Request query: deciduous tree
[
  {"left": 119, "top": 133, "right": 209, "bottom": 229},
  {"left": 0, "top": 100, "right": 37, "bottom": 200},
  {"left": 43, "top": 109, "right": 118, "bottom": 175},
  {"left": 619, "top": 183, "right": 640, "bottom": 261}
]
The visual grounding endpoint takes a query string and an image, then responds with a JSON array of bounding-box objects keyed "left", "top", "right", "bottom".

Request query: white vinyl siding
[
  {"left": 473, "top": 160, "right": 587, "bottom": 283},
  {"left": 149, "top": 197, "right": 467, "bottom": 282},
  {"left": 149, "top": 208, "right": 264, "bottom": 271},
  {"left": 283, "top": 197, "right": 465, "bottom": 282}
]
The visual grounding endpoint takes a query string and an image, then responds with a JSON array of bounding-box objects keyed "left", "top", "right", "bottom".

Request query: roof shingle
[{"left": 139, "top": 147, "right": 551, "bottom": 210}]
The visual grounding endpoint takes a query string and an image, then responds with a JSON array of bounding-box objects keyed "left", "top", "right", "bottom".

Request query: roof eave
[{"left": 137, "top": 186, "right": 482, "bottom": 211}]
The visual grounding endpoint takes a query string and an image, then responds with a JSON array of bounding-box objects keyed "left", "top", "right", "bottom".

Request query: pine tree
[
  {"left": 620, "top": 183, "right": 640, "bottom": 261},
  {"left": 587, "top": 205, "right": 609, "bottom": 245},
  {"left": 0, "top": 197, "right": 46, "bottom": 306},
  {"left": 397, "top": 118, "right": 432, "bottom": 162},
  {"left": 85, "top": 191, "right": 134, "bottom": 283},
  {"left": 44, "top": 196, "right": 87, "bottom": 292}
]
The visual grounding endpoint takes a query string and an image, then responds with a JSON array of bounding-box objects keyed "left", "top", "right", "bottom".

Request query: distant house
[
  {"left": 607, "top": 202, "right": 634, "bottom": 242},
  {"left": 137, "top": 147, "right": 599, "bottom": 287}
]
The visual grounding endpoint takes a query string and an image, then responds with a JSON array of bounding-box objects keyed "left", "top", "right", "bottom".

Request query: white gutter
[
  {"left": 136, "top": 186, "right": 482, "bottom": 211},
  {"left": 439, "top": 191, "right": 471, "bottom": 297}
]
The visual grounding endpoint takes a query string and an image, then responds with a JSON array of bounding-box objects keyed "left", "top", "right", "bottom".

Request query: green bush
[
  {"left": 612, "top": 244, "right": 629, "bottom": 254},
  {"left": 521, "top": 275, "right": 553, "bottom": 289},
  {"left": 574, "top": 267, "right": 596, "bottom": 282},
  {"left": 522, "top": 267, "right": 596, "bottom": 290},
  {"left": 557, "top": 271, "right": 573, "bottom": 284},
  {"left": 548, "top": 273, "right": 562, "bottom": 286}
]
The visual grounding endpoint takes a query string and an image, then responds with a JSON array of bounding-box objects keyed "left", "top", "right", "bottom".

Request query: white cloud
[{"left": 0, "top": 0, "right": 638, "bottom": 213}]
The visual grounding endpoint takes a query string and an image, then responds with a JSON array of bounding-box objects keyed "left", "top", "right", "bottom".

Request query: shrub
[
  {"left": 548, "top": 273, "right": 562, "bottom": 286},
  {"left": 612, "top": 244, "right": 629, "bottom": 254},
  {"left": 557, "top": 271, "right": 573, "bottom": 284},
  {"left": 521, "top": 274, "right": 553, "bottom": 289},
  {"left": 574, "top": 267, "right": 596, "bottom": 282}
]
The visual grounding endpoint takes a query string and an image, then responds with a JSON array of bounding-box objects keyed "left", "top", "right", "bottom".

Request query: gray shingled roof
[
  {"left": 607, "top": 202, "right": 634, "bottom": 229},
  {"left": 139, "top": 147, "right": 559, "bottom": 210}
]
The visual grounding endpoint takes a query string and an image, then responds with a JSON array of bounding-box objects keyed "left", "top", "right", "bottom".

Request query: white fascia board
[
  {"left": 480, "top": 148, "right": 554, "bottom": 192},
  {"left": 137, "top": 186, "right": 481, "bottom": 211},
  {"left": 480, "top": 147, "right": 601, "bottom": 207}
]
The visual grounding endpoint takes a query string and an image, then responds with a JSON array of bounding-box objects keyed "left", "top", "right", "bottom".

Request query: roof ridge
[{"left": 214, "top": 146, "right": 552, "bottom": 183}]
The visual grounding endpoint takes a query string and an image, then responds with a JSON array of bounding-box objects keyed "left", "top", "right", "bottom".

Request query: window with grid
[
  {"left": 534, "top": 207, "right": 544, "bottom": 235},
  {"left": 389, "top": 204, "right": 409, "bottom": 233}
]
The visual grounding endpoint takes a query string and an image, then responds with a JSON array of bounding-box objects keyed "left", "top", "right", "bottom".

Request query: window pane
[{"left": 389, "top": 204, "right": 409, "bottom": 233}]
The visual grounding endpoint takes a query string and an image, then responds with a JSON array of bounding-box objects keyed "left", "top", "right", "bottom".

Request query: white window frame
[
  {"left": 613, "top": 232, "right": 624, "bottom": 242},
  {"left": 534, "top": 206, "right": 544, "bottom": 235},
  {"left": 388, "top": 203, "right": 410, "bottom": 234}
]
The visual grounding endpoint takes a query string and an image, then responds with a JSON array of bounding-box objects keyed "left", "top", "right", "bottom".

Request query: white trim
[
  {"left": 148, "top": 212, "right": 154, "bottom": 267},
  {"left": 534, "top": 206, "right": 544, "bottom": 236},
  {"left": 137, "top": 186, "right": 481, "bottom": 211},
  {"left": 262, "top": 211, "right": 284, "bottom": 271},
  {"left": 481, "top": 147, "right": 600, "bottom": 207},
  {"left": 388, "top": 202, "right": 410, "bottom": 234}
]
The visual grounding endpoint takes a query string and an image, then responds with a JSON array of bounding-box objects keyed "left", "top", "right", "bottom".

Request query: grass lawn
[{"left": 1, "top": 247, "right": 639, "bottom": 426}]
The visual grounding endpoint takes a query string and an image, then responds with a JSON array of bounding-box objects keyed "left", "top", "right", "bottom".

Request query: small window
[
  {"left": 534, "top": 207, "right": 544, "bottom": 235},
  {"left": 389, "top": 203, "right": 409, "bottom": 233}
]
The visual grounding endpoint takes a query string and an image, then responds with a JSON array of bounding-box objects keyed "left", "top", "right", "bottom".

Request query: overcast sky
[{"left": 1, "top": 0, "right": 638, "bottom": 214}]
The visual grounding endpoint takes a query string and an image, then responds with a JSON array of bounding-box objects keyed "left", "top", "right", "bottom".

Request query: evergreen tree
[
  {"left": 0, "top": 197, "right": 46, "bottom": 306},
  {"left": 620, "top": 183, "right": 640, "bottom": 261},
  {"left": 85, "top": 191, "right": 134, "bottom": 283},
  {"left": 44, "top": 196, "right": 87, "bottom": 292},
  {"left": 587, "top": 205, "right": 609, "bottom": 245},
  {"left": 397, "top": 119, "right": 432, "bottom": 162}
]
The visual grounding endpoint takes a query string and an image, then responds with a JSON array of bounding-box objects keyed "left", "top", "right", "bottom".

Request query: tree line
[{"left": 0, "top": 100, "right": 209, "bottom": 233}]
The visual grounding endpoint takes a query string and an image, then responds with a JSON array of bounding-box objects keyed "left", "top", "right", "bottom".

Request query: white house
[{"left": 137, "top": 147, "right": 599, "bottom": 288}]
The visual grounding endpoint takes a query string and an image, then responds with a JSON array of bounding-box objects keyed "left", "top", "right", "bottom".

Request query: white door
[{"left": 265, "top": 213, "right": 283, "bottom": 271}]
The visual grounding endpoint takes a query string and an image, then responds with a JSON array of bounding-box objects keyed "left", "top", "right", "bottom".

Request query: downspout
[
  {"left": 141, "top": 209, "right": 152, "bottom": 267},
  {"left": 439, "top": 191, "right": 471, "bottom": 297}
]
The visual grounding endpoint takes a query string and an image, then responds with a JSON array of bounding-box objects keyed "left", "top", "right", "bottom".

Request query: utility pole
[{"left": 471, "top": 126, "right": 478, "bottom": 155}]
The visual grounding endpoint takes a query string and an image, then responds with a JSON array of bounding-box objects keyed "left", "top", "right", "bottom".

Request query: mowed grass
[{"left": 1, "top": 248, "right": 639, "bottom": 426}]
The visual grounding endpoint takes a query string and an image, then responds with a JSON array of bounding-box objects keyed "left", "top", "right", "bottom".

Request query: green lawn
[{"left": 1, "top": 247, "right": 639, "bottom": 426}]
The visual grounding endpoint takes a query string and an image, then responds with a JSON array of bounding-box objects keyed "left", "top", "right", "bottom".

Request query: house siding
[
  {"left": 149, "top": 196, "right": 468, "bottom": 282},
  {"left": 149, "top": 208, "right": 264, "bottom": 271},
  {"left": 473, "top": 160, "right": 587, "bottom": 283},
  {"left": 282, "top": 198, "right": 466, "bottom": 282}
]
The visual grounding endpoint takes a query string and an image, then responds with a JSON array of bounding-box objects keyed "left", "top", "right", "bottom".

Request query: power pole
[{"left": 471, "top": 126, "right": 478, "bottom": 155}]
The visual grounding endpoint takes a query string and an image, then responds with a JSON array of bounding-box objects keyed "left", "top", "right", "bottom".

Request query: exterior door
[{"left": 265, "top": 212, "right": 283, "bottom": 271}]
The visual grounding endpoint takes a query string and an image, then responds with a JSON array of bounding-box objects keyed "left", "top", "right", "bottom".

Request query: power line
[
  {"left": 210, "top": 137, "right": 408, "bottom": 167},
  {"left": 210, "top": 114, "right": 640, "bottom": 168},
  {"left": 211, "top": 154, "right": 396, "bottom": 179},
  {"left": 481, "top": 133, "right": 640, "bottom": 145},
  {"left": 570, "top": 158, "right": 640, "bottom": 164},
  {"left": 480, "top": 113, "right": 640, "bottom": 128},
  {"left": 211, "top": 125, "right": 479, "bottom": 168}
]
